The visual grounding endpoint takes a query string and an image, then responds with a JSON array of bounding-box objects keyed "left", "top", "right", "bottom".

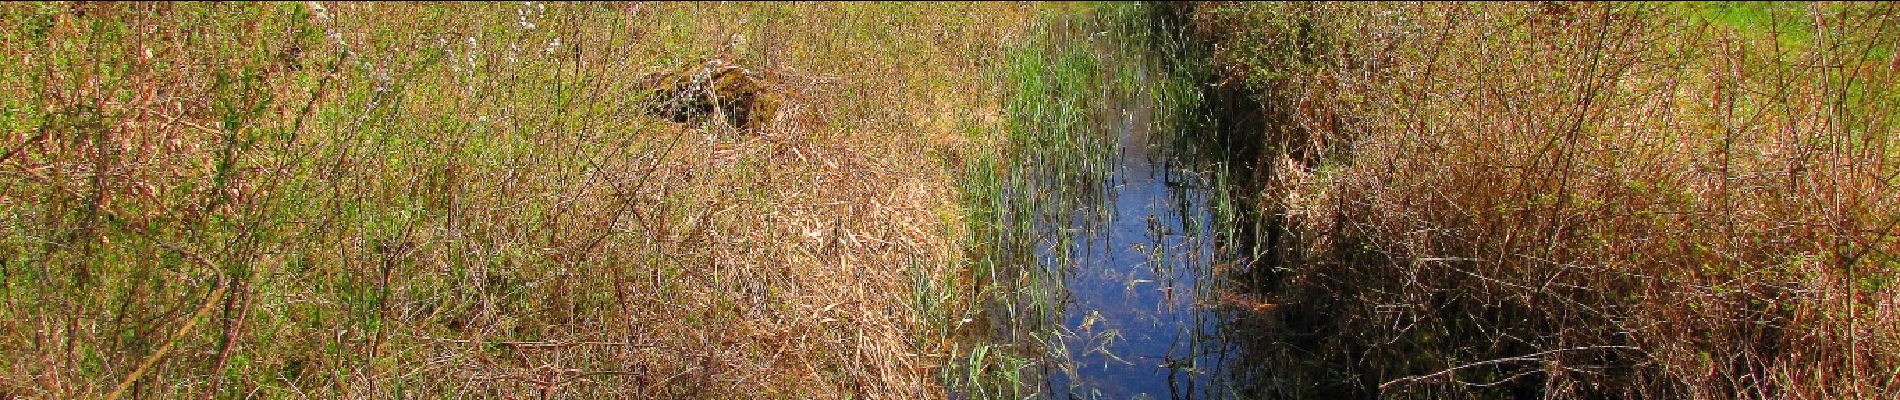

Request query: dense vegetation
[
  {"left": 0, "top": 2, "right": 1033, "bottom": 398},
  {"left": 3, "top": 2, "right": 1896, "bottom": 399},
  {"left": 1184, "top": 2, "right": 1898, "bottom": 398}
]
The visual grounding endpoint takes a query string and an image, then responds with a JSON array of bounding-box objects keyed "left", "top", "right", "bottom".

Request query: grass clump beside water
[
  {"left": 947, "top": 7, "right": 1121, "bottom": 398},
  {"left": 1187, "top": 2, "right": 1900, "bottom": 398},
  {"left": 0, "top": 2, "right": 1034, "bottom": 398}
]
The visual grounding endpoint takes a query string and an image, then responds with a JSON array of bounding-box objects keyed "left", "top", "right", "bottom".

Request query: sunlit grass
[
  {"left": 0, "top": 2, "right": 1032, "bottom": 398},
  {"left": 1191, "top": 2, "right": 1900, "bottom": 398}
]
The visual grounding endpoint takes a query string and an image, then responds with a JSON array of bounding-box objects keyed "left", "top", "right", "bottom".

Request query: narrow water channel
[
  {"left": 963, "top": 6, "right": 1637, "bottom": 399},
  {"left": 1036, "top": 69, "right": 1250, "bottom": 399},
  {"left": 1024, "top": 29, "right": 1268, "bottom": 398},
  {"left": 951, "top": 7, "right": 1281, "bottom": 399}
]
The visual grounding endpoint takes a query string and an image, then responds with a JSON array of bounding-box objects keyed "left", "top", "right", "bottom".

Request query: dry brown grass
[
  {"left": 0, "top": 2, "right": 1032, "bottom": 398},
  {"left": 1190, "top": 2, "right": 1900, "bottom": 398}
]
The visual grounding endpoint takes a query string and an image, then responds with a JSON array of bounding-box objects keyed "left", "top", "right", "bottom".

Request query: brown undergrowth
[
  {"left": 1187, "top": 2, "right": 1900, "bottom": 398},
  {"left": 0, "top": 2, "right": 1031, "bottom": 398}
]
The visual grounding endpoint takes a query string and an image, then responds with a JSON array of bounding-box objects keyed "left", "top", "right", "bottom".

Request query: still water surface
[{"left": 1032, "top": 58, "right": 1262, "bottom": 399}]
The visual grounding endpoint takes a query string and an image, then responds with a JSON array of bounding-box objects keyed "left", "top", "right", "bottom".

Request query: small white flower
[
  {"left": 517, "top": 3, "right": 536, "bottom": 30},
  {"left": 307, "top": 1, "right": 332, "bottom": 21}
]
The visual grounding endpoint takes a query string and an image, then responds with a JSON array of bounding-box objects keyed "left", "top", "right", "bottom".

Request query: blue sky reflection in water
[{"left": 1034, "top": 60, "right": 1256, "bottom": 399}]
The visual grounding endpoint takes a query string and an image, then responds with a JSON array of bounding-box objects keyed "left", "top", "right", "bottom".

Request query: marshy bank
[
  {"left": 1, "top": 2, "right": 1035, "bottom": 398},
  {"left": 1167, "top": 2, "right": 1899, "bottom": 399},
  {"left": 4, "top": 2, "right": 1896, "bottom": 399},
  {"left": 949, "top": 2, "right": 1900, "bottom": 399}
]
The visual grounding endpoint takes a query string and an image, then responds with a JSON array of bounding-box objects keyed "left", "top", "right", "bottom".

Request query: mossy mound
[{"left": 645, "top": 60, "right": 783, "bottom": 133}]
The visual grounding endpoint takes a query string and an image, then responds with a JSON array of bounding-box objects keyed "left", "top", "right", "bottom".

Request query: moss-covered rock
[{"left": 645, "top": 60, "right": 782, "bottom": 133}]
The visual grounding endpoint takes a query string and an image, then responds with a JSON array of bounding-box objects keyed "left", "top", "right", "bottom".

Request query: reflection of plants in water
[
  {"left": 1081, "top": 328, "right": 1131, "bottom": 368},
  {"left": 946, "top": 5, "right": 1127, "bottom": 397},
  {"left": 946, "top": 2, "right": 1282, "bottom": 399},
  {"left": 949, "top": 3, "right": 1208, "bottom": 397}
]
